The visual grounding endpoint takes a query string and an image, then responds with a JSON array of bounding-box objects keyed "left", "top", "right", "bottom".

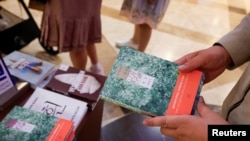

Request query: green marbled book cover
[
  {"left": 0, "top": 106, "right": 58, "bottom": 141},
  {"left": 101, "top": 47, "right": 205, "bottom": 116},
  {"left": 100, "top": 47, "right": 182, "bottom": 116}
]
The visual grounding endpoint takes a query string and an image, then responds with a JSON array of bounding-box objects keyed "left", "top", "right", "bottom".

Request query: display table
[{"left": 0, "top": 86, "right": 104, "bottom": 141}]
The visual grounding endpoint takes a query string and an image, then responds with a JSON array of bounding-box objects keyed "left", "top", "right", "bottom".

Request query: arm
[
  {"left": 143, "top": 97, "right": 228, "bottom": 141},
  {"left": 176, "top": 13, "right": 250, "bottom": 82},
  {"left": 175, "top": 13, "right": 250, "bottom": 83},
  {"left": 216, "top": 13, "right": 250, "bottom": 69}
]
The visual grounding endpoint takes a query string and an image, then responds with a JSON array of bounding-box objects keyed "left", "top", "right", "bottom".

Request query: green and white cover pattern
[
  {"left": 100, "top": 47, "right": 180, "bottom": 116},
  {"left": 0, "top": 106, "right": 58, "bottom": 141}
]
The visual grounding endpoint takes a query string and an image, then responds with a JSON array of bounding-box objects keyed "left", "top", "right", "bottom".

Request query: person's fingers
[
  {"left": 175, "top": 52, "right": 204, "bottom": 72},
  {"left": 143, "top": 116, "right": 167, "bottom": 126},
  {"left": 174, "top": 52, "right": 197, "bottom": 66},
  {"left": 143, "top": 115, "right": 187, "bottom": 129},
  {"left": 196, "top": 96, "right": 213, "bottom": 117},
  {"left": 184, "top": 57, "right": 204, "bottom": 71},
  {"left": 174, "top": 57, "right": 188, "bottom": 65},
  {"left": 160, "top": 127, "right": 177, "bottom": 138},
  {"left": 161, "top": 116, "right": 188, "bottom": 129},
  {"left": 148, "top": 120, "right": 180, "bottom": 138}
]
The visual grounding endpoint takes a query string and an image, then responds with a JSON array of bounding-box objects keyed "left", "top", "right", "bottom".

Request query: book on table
[
  {"left": 45, "top": 64, "right": 107, "bottom": 110},
  {"left": 23, "top": 87, "right": 88, "bottom": 130},
  {"left": 0, "top": 106, "right": 74, "bottom": 141},
  {"left": 0, "top": 53, "right": 17, "bottom": 107},
  {"left": 0, "top": 77, "right": 31, "bottom": 111},
  {"left": 100, "top": 47, "right": 205, "bottom": 117},
  {"left": 0, "top": 53, "right": 23, "bottom": 111},
  {"left": 3, "top": 51, "right": 56, "bottom": 88},
  {"left": 66, "top": 130, "right": 76, "bottom": 141}
]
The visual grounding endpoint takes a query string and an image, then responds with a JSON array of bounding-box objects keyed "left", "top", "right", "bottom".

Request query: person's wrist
[{"left": 213, "top": 43, "right": 234, "bottom": 68}]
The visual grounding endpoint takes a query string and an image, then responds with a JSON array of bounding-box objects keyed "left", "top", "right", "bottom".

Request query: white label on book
[
  {"left": 59, "top": 64, "right": 70, "bottom": 71},
  {"left": 9, "top": 58, "right": 26, "bottom": 69},
  {"left": 72, "top": 71, "right": 85, "bottom": 88},
  {"left": 55, "top": 71, "right": 101, "bottom": 94},
  {"left": 5, "top": 118, "right": 35, "bottom": 133},
  {"left": 70, "top": 72, "right": 101, "bottom": 94},
  {"left": 115, "top": 66, "right": 155, "bottom": 89}
]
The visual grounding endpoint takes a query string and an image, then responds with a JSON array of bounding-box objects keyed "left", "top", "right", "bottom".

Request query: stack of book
[
  {"left": 0, "top": 106, "right": 75, "bottom": 141},
  {"left": 0, "top": 86, "right": 89, "bottom": 140},
  {"left": 2, "top": 51, "right": 106, "bottom": 111},
  {"left": 0, "top": 53, "right": 17, "bottom": 110},
  {"left": 23, "top": 87, "right": 88, "bottom": 131},
  {"left": 0, "top": 51, "right": 99, "bottom": 141},
  {"left": 0, "top": 53, "right": 30, "bottom": 111},
  {"left": 45, "top": 64, "right": 107, "bottom": 111},
  {"left": 0, "top": 78, "right": 30, "bottom": 111},
  {"left": 0, "top": 50, "right": 104, "bottom": 140}
]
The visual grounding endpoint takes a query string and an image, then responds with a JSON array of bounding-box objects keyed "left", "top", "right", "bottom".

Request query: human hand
[
  {"left": 142, "top": 97, "right": 228, "bottom": 141},
  {"left": 175, "top": 46, "right": 232, "bottom": 83}
]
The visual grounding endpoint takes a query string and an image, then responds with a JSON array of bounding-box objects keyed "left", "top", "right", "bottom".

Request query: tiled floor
[{"left": 1, "top": 0, "right": 248, "bottom": 127}]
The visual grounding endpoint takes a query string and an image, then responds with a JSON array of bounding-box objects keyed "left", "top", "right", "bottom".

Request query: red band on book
[{"left": 166, "top": 70, "right": 202, "bottom": 115}]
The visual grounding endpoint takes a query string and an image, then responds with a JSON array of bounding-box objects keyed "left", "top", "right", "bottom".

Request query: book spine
[
  {"left": 66, "top": 131, "right": 75, "bottom": 141},
  {"left": 166, "top": 70, "right": 204, "bottom": 115}
]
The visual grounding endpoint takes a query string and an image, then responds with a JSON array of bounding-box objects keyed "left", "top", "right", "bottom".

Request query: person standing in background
[
  {"left": 116, "top": 0, "right": 170, "bottom": 52},
  {"left": 40, "top": 0, "right": 104, "bottom": 75}
]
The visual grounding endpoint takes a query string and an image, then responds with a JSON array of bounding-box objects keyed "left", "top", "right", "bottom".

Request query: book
[
  {"left": 23, "top": 87, "right": 88, "bottom": 130},
  {"left": 45, "top": 64, "right": 107, "bottom": 110},
  {"left": 0, "top": 52, "right": 45, "bottom": 111},
  {"left": 0, "top": 106, "right": 74, "bottom": 141},
  {"left": 3, "top": 51, "right": 56, "bottom": 88},
  {"left": 0, "top": 53, "right": 16, "bottom": 95},
  {"left": 0, "top": 78, "right": 30, "bottom": 111},
  {"left": 100, "top": 47, "right": 205, "bottom": 117},
  {"left": 36, "top": 68, "right": 57, "bottom": 88},
  {"left": 0, "top": 54, "right": 19, "bottom": 110},
  {"left": 66, "top": 130, "right": 76, "bottom": 141}
]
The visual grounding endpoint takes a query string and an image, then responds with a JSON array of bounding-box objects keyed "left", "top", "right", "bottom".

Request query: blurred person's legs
[
  {"left": 69, "top": 45, "right": 104, "bottom": 75},
  {"left": 116, "top": 23, "right": 152, "bottom": 52},
  {"left": 69, "top": 48, "right": 88, "bottom": 70},
  {"left": 115, "top": 35, "right": 138, "bottom": 50},
  {"left": 86, "top": 43, "right": 104, "bottom": 75},
  {"left": 136, "top": 23, "right": 152, "bottom": 52}
]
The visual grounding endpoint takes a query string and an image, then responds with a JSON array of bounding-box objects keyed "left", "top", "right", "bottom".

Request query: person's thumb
[
  {"left": 196, "top": 96, "right": 229, "bottom": 124},
  {"left": 196, "top": 96, "right": 213, "bottom": 117}
]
